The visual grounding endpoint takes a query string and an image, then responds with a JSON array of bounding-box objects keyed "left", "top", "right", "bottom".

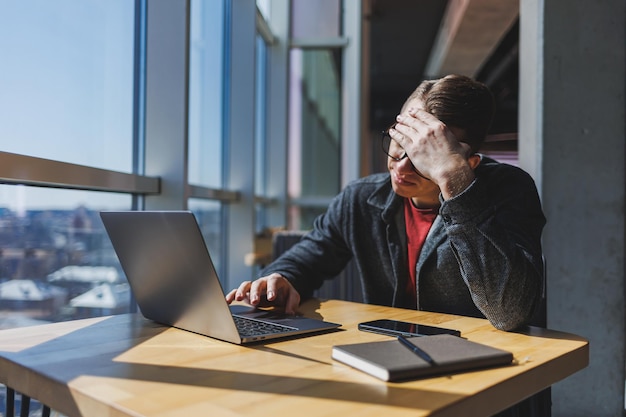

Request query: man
[{"left": 227, "top": 74, "right": 546, "bottom": 332}]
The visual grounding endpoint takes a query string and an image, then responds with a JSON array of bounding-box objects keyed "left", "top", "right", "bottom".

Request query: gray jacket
[{"left": 262, "top": 156, "right": 546, "bottom": 330}]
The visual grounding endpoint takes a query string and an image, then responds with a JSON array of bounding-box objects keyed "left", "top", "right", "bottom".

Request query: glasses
[
  {"left": 381, "top": 123, "right": 408, "bottom": 161},
  {"left": 381, "top": 123, "right": 430, "bottom": 180}
]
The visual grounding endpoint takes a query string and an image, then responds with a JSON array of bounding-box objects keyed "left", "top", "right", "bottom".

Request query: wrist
[{"left": 435, "top": 159, "right": 476, "bottom": 200}]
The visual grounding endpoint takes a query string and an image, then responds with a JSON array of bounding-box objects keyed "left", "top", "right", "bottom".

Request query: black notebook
[{"left": 332, "top": 334, "right": 513, "bottom": 382}]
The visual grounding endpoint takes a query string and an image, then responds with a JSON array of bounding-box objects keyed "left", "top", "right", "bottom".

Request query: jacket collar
[{"left": 366, "top": 174, "right": 404, "bottom": 223}]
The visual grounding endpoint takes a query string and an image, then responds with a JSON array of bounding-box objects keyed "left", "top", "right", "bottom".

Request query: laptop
[{"left": 100, "top": 211, "right": 341, "bottom": 344}]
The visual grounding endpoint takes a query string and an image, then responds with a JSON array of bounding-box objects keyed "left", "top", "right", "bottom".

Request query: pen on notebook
[{"left": 397, "top": 335, "right": 436, "bottom": 365}]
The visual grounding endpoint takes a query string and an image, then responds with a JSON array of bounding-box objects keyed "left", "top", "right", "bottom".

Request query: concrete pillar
[{"left": 519, "top": 1, "right": 625, "bottom": 416}]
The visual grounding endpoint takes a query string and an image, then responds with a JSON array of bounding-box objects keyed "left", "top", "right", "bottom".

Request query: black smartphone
[{"left": 358, "top": 319, "right": 461, "bottom": 337}]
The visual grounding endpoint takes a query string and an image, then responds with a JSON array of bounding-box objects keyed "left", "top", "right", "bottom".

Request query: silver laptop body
[{"left": 100, "top": 211, "right": 340, "bottom": 344}]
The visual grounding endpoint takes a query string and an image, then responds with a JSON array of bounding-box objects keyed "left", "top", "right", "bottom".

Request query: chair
[{"left": 529, "top": 255, "right": 548, "bottom": 328}]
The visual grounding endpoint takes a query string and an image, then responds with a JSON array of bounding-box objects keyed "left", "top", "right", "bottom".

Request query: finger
[
  {"left": 388, "top": 124, "right": 410, "bottom": 148},
  {"left": 235, "top": 281, "right": 253, "bottom": 302},
  {"left": 248, "top": 279, "right": 267, "bottom": 306},
  {"left": 391, "top": 119, "right": 429, "bottom": 154},
  {"left": 399, "top": 109, "right": 446, "bottom": 139},
  {"left": 395, "top": 110, "right": 423, "bottom": 132},
  {"left": 394, "top": 112, "right": 431, "bottom": 145},
  {"left": 400, "top": 111, "right": 457, "bottom": 153},
  {"left": 225, "top": 288, "right": 237, "bottom": 303},
  {"left": 265, "top": 274, "right": 282, "bottom": 301},
  {"left": 407, "top": 107, "right": 440, "bottom": 124}
]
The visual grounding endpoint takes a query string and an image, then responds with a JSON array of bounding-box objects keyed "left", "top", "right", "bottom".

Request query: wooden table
[{"left": 0, "top": 299, "right": 588, "bottom": 417}]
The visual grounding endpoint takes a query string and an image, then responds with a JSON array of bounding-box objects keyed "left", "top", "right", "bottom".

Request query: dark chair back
[{"left": 271, "top": 230, "right": 362, "bottom": 302}]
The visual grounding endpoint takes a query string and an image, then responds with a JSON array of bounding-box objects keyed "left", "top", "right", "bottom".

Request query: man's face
[
  {"left": 386, "top": 99, "right": 442, "bottom": 204},
  {"left": 387, "top": 148, "right": 441, "bottom": 201}
]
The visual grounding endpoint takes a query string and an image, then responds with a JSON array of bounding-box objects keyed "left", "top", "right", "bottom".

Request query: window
[
  {"left": 0, "top": 0, "right": 357, "bottom": 327},
  {"left": 189, "top": 199, "right": 223, "bottom": 274},
  {"left": 0, "top": 1, "right": 134, "bottom": 172},
  {"left": 188, "top": 0, "right": 228, "bottom": 278},
  {"left": 288, "top": 48, "right": 342, "bottom": 229},
  {"left": 288, "top": 0, "right": 344, "bottom": 229},
  {"left": 188, "top": 0, "right": 225, "bottom": 189},
  {"left": 0, "top": 1, "right": 137, "bottom": 327}
]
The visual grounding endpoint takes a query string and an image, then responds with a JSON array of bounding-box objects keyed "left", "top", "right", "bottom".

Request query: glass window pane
[
  {"left": 188, "top": 0, "right": 225, "bottom": 188},
  {"left": 288, "top": 206, "right": 326, "bottom": 231},
  {"left": 188, "top": 199, "right": 224, "bottom": 282},
  {"left": 256, "top": 0, "right": 271, "bottom": 21},
  {"left": 291, "top": 0, "right": 341, "bottom": 38},
  {"left": 254, "top": 203, "right": 268, "bottom": 235},
  {"left": 288, "top": 49, "right": 342, "bottom": 203},
  {"left": 0, "top": 1, "right": 134, "bottom": 173},
  {"left": 0, "top": 186, "right": 132, "bottom": 328}
]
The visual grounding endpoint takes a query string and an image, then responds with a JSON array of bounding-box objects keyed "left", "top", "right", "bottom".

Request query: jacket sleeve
[
  {"left": 259, "top": 190, "right": 353, "bottom": 299},
  {"left": 439, "top": 161, "right": 546, "bottom": 331}
]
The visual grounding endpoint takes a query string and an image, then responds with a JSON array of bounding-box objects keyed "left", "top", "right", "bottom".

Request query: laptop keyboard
[{"left": 233, "top": 315, "right": 298, "bottom": 337}]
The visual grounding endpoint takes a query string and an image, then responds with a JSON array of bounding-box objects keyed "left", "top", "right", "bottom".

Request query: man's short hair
[{"left": 403, "top": 74, "right": 495, "bottom": 152}]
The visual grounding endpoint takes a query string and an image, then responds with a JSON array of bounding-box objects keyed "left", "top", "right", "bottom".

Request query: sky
[{"left": 0, "top": 1, "right": 134, "bottom": 212}]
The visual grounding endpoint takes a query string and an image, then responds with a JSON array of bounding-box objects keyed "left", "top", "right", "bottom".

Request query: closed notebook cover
[{"left": 332, "top": 334, "right": 513, "bottom": 382}]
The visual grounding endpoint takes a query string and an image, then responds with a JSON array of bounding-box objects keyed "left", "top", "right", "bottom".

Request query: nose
[
  {"left": 394, "top": 155, "right": 415, "bottom": 172},
  {"left": 391, "top": 155, "right": 431, "bottom": 180}
]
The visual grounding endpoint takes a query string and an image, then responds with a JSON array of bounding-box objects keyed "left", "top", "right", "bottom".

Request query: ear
[{"left": 467, "top": 154, "right": 481, "bottom": 170}]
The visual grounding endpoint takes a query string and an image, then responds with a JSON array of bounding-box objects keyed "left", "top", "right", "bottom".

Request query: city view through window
[
  {"left": 0, "top": 185, "right": 223, "bottom": 329},
  {"left": 0, "top": 1, "right": 137, "bottom": 333},
  {"left": 0, "top": 1, "right": 227, "bottom": 337},
  {"left": 0, "top": 193, "right": 132, "bottom": 328}
]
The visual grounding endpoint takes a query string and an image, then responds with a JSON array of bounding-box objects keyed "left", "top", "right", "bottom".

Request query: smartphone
[{"left": 358, "top": 319, "right": 461, "bottom": 338}]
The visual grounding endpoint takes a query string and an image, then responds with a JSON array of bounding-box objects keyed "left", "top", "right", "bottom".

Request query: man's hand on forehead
[{"left": 388, "top": 108, "right": 477, "bottom": 198}]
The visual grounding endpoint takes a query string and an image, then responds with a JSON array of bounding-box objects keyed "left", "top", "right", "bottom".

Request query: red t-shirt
[{"left": 404, "top": 198, "right": 438, "bottom": 307}]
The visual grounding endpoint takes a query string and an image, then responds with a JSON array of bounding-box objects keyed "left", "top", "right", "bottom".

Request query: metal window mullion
[
  {"left": 289, "top": 37, "right": 349, "bottom": 48},
  {"left": 264, "top": 0, "right": 290, "bottom": 229},
  {"left": 132, "top": 0, "right": 148, "bottom": 209},
  {"left": 225, "top": 0, "right": 257, "bottom": 289},
  {"left": 341, "top": 0, "right": 362, "bottom": 186},
  {"left": 143, "top": 0, "right": 190, "bottom": 210}
]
